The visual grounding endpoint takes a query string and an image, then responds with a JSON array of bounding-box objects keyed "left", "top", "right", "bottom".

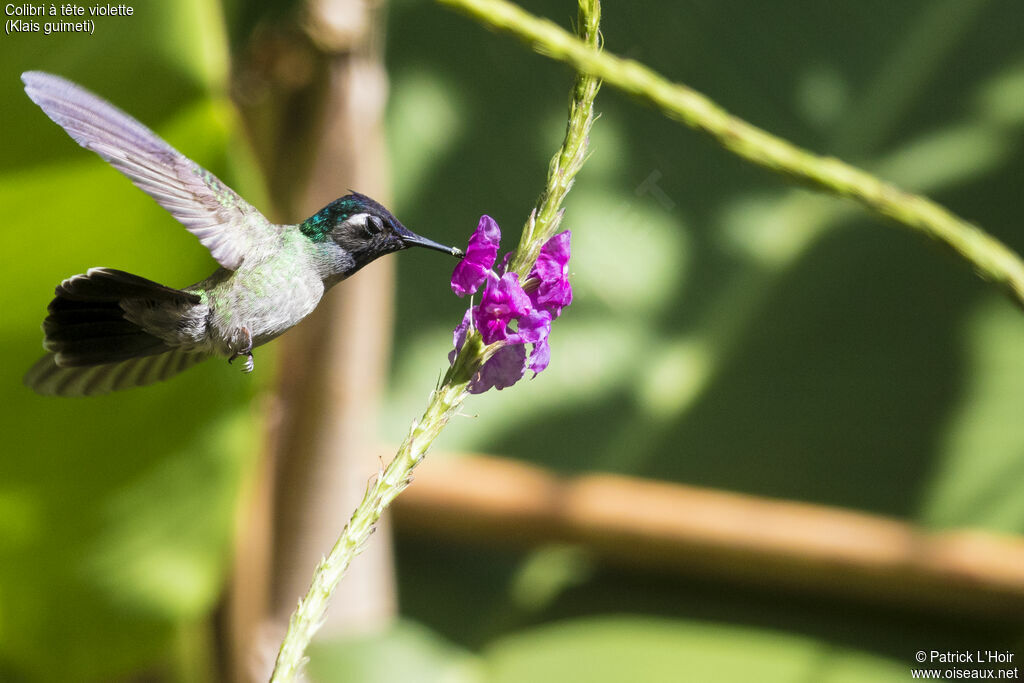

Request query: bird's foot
[
  {"left": 228, "top": 326, "right": 255, "bottom": 374},
  {"left": 228, "top": 350, "right": 255, "bottom": 373}
]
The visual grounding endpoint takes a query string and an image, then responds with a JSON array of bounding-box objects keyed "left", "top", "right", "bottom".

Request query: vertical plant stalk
[
  {"left": 268, "top": 2, "right": 602, "bottom": 680},
  {"left": 439, "top": 0, "right": 1024, "bottom": 310},
  {"left": 269, "top": 373, "right": 472, "bottom": 683},
  {"left": 509, "top": 0, "right": 601, "bottom": 278}
]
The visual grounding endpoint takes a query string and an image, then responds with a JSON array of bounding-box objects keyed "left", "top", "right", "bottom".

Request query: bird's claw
[{"left": 228, "top": 326, "right": 255, "bottom": 374}]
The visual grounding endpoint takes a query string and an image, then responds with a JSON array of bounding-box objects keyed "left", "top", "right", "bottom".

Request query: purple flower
[
  {"left": 475, "top": 272, "right": 531, "bottom": 344},
  {"left": 448, "top": 308, "right": 473, "bottom": 367},
  {"left": 450, "top": 216, "right": 571, "bottom": 393},
  {"left": 508, "top": 309, "right": 551, "bottom": 345},
  {"left": 450, "top": 215, "right": 500, "bottom": 296},
  {"left": 527, "top": 230, "right": 572, "bottom": 318},
  {"left": 508, "top": 308, "right": 552, "bottom": 379},
  {"left": 471, "top": 344, "right": 526, "bottom": 393},
  {"left": 526, "top": 338, "right": 550, "bottom": 374}
]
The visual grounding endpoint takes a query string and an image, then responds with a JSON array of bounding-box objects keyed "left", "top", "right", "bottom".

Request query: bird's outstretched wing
[{"left": 22, "top": 71, "right": 270, "bottom": 270}]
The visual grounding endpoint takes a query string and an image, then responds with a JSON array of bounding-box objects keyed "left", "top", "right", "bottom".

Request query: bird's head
[{"left": 301, "top": 192, "right": 463, "bottom": 281}]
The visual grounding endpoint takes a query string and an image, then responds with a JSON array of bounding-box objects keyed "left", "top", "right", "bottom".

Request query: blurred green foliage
[{"left": 2, "top": 0, "right": 1024, "bottom": 680}]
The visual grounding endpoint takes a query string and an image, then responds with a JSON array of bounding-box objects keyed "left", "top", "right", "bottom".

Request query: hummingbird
[{"left": 21, "top": 71, "right": 463, "bottom": 397}]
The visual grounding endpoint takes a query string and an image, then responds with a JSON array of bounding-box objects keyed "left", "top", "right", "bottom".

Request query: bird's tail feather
[
  {"left": 25, "top": 267, "right": 207, "bottom": 396},
  {"left": 24, "top": 347, "right": 208, "bottom": 397}
]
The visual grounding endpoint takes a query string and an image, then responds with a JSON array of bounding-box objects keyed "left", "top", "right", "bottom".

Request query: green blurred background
[{"left": 2, "top": 0, "right": 1024, "bottom": 680}]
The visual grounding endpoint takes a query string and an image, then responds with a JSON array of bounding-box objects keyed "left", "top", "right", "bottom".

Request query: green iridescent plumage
[{"left": 300, "top": 197, "right": 360, "bottom": 242}]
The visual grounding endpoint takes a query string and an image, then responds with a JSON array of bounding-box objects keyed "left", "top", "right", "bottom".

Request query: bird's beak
[{"left": 400, "top": 230, "right": 464, "bottom": 258}]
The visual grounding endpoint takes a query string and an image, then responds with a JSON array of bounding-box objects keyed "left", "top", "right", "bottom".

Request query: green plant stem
[
  {"left": 439, "top": 0, "right": 1024, "bottom": 308},
  {"left": 269, "top": 374, "right": 471, "bottom": 683},
  {"left": 508, "top": 0, "right": 600, "bottom": 278},
  {"left": 268, "top": 329, "right": 491, "bottom": 681},
  {"left": 268, "top": 2, "right": 601, "bottom": 680}
]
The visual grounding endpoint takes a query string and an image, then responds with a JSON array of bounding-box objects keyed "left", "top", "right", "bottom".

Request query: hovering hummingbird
[{"left": 21, "top": 71, "right": 463, "bottom": 397}]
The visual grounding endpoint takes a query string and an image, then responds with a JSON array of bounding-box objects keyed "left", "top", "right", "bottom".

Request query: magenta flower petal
[
  {"left": 495, "top": 251, "right": 511, "bottom": 276},
  {"left": 452, "top": 308, "right": 472, "bottom": 350},
  {"left": 532, "top": 231, "right": 571, "bottom": 282},
  {"left": 526, "top": 338, "right": 550, "bottom": 375},
  {"left": 451, "top": 215, "right": 502, "bottom": 296},
  {"left": 508, "top": 309, "right": 551, "bottom": 345},
  {"left": 448, "top": 308, "right": 473, "bottom": 365},
  {"left": 469, "top": 344, "right": 527, "bottom": 393},
  {"left": 451, "top": 262, "right": 490, "bottom": 297},
  {"left": 528, "top": 231, "right": 573, "bottom": 317},
  {"left": 532, "top": 279, "right": 573, "bottom": 318},
  {"left": 475, "top": 272, "right": 531, "bottom": 344}
]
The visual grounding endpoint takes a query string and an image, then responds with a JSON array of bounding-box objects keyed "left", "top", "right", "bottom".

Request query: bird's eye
[{"left": 367, "top": 215, "right": 384, "bottom": 234}]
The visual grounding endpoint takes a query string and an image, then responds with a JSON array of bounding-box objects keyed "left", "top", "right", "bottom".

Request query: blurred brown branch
[
  {"left": 222, "top": 1, "right": 396, "bottom": 681},
  {"left": 394, "top": 455, "right": 1024, "bottom": 619}
]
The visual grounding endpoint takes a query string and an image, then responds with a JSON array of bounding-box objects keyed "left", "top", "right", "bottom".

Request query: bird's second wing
[{"left": 22, "top": 71, "right": 269, "bottom": 271}]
